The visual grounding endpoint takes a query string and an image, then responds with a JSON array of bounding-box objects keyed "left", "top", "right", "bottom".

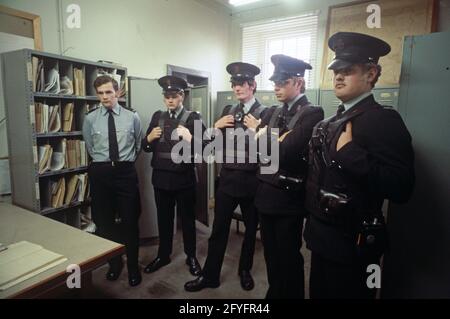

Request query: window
[{"left": 242, "top": 12, "right": 319, "bottom": 90}]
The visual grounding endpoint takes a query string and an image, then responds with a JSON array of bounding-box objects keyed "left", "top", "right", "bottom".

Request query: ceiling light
[{"left": 229, "top": 0, "right": 263, "bottom": 7}]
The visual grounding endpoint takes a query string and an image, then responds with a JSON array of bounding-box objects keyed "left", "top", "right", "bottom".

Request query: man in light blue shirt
[{"left": 82, "top": 75, "right": 142, "bottom": 287}]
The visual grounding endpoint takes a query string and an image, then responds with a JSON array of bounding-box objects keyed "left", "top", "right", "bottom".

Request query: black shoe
[
  {"left": 184, "top": 276, "right": 220, "bottom": 292},
  {"left": 105, "top": 262, "right": 124, "bottom": 281},
  {"left": 128, "top": 270, "right": 142, "bottom": 287},
  {"left": 144, "top": 257, "right": 170, "bottom": 273},
  {"left": 239, "top": 270, "right": 254, "bottom": 291},
  {"left": 186, "top": 256, "right": 202, "bottom": 276}
]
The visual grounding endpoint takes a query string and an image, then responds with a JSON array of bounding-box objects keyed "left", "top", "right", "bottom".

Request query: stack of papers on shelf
[
  {"left": 38, "top": 145, "right": 53, "bottom": 174},
  {"left": 59, "top": 76, "right": 74, "bottom": 95},
  {"left": 44, "top": 68, "right": 60, "bottom": 94},
  {"left": 64, "top": 175, "right": 80, "bottom": 205},
  {"left": 32, "top": 57, "right": 45, "bottom": 92},
  {"left": 50, "top": 177, "right": 66, "bottom": 208},
  {"left": 62, "top": 103, "right": 74, "bottom": 132},
  {"left": 0, "top": 241, "right": 67, "bottom": 291},
  {"left": 34, "top": 103, "right": 49, "bottom": 133},
  {"left": 73, "top": 68, "right": 85, "bottom": 96},
  {"left": 50, "top": 138, "right": 67, "bottom": 171},
  {"left": 48, "top": 104, "right": 61, "bottom": 133}
]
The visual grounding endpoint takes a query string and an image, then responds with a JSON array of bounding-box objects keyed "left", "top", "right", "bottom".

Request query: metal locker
[{"left": 381, "top": 32, "right": 450, "bottom": 298}]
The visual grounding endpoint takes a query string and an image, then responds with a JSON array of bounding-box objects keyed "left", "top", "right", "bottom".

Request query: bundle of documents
[
  {"left": 34, "top": 103, "right": 48, "bottom": 133},
  {"left": 62, "top": 103, "right": 74, "bottom": 132},
  {"left": 48, "top": 104, "right": 61, "bottom": 132},
  {"left": 34, "top": 103, "right": 61, "bottom": 133},
  {"left": 38, "top": 144, "right": 53, "bottom": 174},
  {"left": 50, "top": 176, "right": 66, "bottom": 208},
  {"left": 73, "top": 68, "right": 85, "bottom": 96},
  {"left": 64, "top": 175, "right": 79, "bottom": 205},
  {"left": 0, "top": 241, "right": 67, "bottom": 291},
  {"left": 59, "top": 76, "right": 74, "bottom": 95},
  {"left": 50, "top": 138, "right": 67, "bottom": 171},
  {"left": 44, "top": 68, "right": 60, "bottom": 93},
  {"left": 65, "top": 139, "right": 86, "bottom": 169},
  {"left": 31, "top": 56, "right": 45, "bottom": 92}
]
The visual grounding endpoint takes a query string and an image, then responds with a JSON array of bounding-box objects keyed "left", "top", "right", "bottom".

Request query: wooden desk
[{"left": 0, "top": 203, "right": 124, "bottom": 298}]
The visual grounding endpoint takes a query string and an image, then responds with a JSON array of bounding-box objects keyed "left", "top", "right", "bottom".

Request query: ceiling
[{"left": 210, "top": 0, "right": 284, "bottom": 13}]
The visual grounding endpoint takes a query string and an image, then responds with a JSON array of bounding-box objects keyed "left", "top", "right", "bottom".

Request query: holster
[{"left": 355, "top": 216, "right": 388, "bottom": 260}]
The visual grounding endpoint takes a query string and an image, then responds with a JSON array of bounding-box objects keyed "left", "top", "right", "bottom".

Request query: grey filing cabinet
[
  {"left": 381, "top": 32, "right": 450, "bottom": 298},
  {"left": 1, "top": 49, "right": 128, "bottom": 227}
]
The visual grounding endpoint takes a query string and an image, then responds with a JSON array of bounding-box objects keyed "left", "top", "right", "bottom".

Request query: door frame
[{"left": 0, "top": 5, "right": 42, "bottom": 50}]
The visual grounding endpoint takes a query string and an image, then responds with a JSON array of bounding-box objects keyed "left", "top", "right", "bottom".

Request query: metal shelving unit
[{"left": 2, "top": 49, "right": 128, "bottom": 227}]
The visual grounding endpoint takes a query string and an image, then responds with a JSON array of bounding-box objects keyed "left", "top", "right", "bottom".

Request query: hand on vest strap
[
  {"left": 176, "top": 125, "right": 192, "bottom": 143},
  {"left": 147, "top": 126, "right": 162, "bottom": 143},
  {"left": 337, "top": 122, "right": 353, "bottom": 151},
  {"left": 243, "top": 113, "right": 260, "bottom": 131},
  {"left": 214, "top": 115, "right": 234, "bottom": 129}
]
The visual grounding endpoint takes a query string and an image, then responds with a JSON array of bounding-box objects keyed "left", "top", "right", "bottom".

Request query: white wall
[
  {"left": 229, "top": 0, "right": 450, "bottom": 89},
  {"left": 0, "top": 0, "right": 232, "bottom": 95}
]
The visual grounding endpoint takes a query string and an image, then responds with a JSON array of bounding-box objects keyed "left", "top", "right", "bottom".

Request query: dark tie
[
  {"left": 282, "top": 103, "right": 289, "bottom": 116},
  {"left": 336, "top": 104, "right": 345, "bottom": 119},
  {"left": 108, "top": 110, "right": 119, "bottom": 161},
  {"left": 170, "top": 110, "right": 176, "bottom": 119}
]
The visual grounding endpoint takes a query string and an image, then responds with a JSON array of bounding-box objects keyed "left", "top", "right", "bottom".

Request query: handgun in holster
[
  {"left": 278, "top": 174, "right": 304, "bottom": 192},
  {"left": 355, "top": 216, "right": 388, "bottom": 259},
  {"left": 319, "top": 189, "right": 350, "bottom": 216}
]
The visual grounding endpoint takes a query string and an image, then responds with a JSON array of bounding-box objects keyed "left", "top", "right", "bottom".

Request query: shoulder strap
[
  {"left": 252, "top": 105, "right": 266, "bottom": 119},
  {"left": 228, "top": 104, "right": 239, "bottom": 116},
  {"left": 268, "top": 106, "right": 283, "bottom": 129},
  {"left": 287, "top": 102, "right": 312, "bottom": 130},
  {"left": 87, "top": 105, "right": 99, "bottom": 114},
  {"left": 179, "top": 109, "right": 192, "bottom": 126},
  {"left": 158, "top": 111, "right": 168, "bottom": 143}
]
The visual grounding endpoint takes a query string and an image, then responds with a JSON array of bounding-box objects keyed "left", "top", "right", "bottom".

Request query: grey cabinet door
[
  {"left": 382, "top": 32, "right": 450, "bottom": 298},
  {"left": 129, "top": 77, "right": 161, "bottom": 239}
]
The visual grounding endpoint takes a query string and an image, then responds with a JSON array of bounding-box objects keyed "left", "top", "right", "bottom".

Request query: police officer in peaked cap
[{"left": 304, "top": 32, "right": 415, "bottom": 298}]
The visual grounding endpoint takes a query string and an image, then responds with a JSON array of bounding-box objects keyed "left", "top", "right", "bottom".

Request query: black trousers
[
  {"left": 89, "top": 162, "right": 140, "bottom": 271},
  {"left": 259, "top": 213, "right": 304, "bottom": 299},
  {"left": 202, "top": 188, "right": 259, "bottom": 282},
  {"left": 310, "top": 252, "right": 379, "bottom": 299},
  {"left": 154, "top": 187, "right": 196, "bottom": 258}
]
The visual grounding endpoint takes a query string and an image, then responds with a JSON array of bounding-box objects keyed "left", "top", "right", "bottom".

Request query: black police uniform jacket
[
  {"left": 304, "top": 94, "right": 415, "bottom": 264},
  {"left": 255, "top": 95, "right": 324, "bottom": 215},
  {"left": 216, "top": 99, "right": 267, "bottom": 198},
  {"left": 142, "top": 109, "right": 206, "bottom": 191}
]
